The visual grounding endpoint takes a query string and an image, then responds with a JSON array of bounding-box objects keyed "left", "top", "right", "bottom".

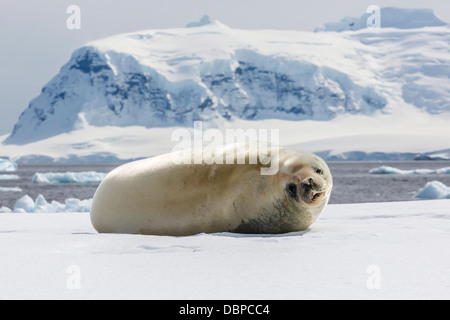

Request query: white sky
[{"left": 0, "top": 0, "right": 449, "bottom": 135}]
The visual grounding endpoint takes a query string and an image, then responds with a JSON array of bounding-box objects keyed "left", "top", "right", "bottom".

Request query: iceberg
[
  {"left": 415, "top": 181, "right": 450, "bottom": 199},
  {"left": 32, "top": 171, "right": 107, "bottom": 184},
  {"left": 0, "top": 159, "right": 18, "bottom": 172},
  {"left": 369, "top": 166, "right": 450, "bottom": 175},
  {"left": 13, "top": 194, "right": 92, "bottom": 213}
]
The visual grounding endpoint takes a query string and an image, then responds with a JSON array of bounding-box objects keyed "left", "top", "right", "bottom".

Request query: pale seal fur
[{"left": 90, "top": 143, "right": 332, "bottom": 236}]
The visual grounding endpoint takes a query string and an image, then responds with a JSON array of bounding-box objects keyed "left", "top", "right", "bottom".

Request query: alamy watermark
[
  {"left": 66, "top": 265, "right": 81, "bottom": 290},
  {"left": 66, "top": 5, "right": 81, "bottom": 30},
  {"left": 366, "top": 265, "right": 381, "bottom": 290},
  {"left": 367, "top": 5, "right": 381, "bottom": 29},
  {"left": 64, "top": 5, "right": 381, "bottom": 31},
  {"left": 171, "top": 121, "right": 280, "bottom": 175}
]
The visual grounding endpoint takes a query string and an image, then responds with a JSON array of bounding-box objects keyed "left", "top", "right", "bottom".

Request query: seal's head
[
  {"left": 278, "top": 150, "right": 333, "bottom": 229},
  {"left": 233, "top": 147, "right": 332, "bottom": 234}
]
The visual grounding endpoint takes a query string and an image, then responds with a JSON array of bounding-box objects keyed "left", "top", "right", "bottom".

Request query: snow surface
[
  {"left": 370, "top": 166, "right": 450, "bottom": 175},
  {"left": 13, "top": 194, "right": 92, "bottom": 213},
  {"left": 32, "top": 172, "right": 107, "bottom": 185},
  {"left": 0, "top": 158, "right": 17, "bottom": 172},
  {"left": 1, "top": 112, "right": 450, "bottom": 163},
  {"left": 415, "top": 181, "right": 450, "bottom": 199},
  {"left": 0, "top": 200, "right": 448, "bottom": 299}
]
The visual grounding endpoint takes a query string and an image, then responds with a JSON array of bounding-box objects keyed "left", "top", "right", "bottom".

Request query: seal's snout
[
  {"left": 300, "top": 177, "right": 326, "bottom": 205},
  {"left": 301, "top": 178, "right": 312, "bottom": 192},
  {"left": 301, "top": 177, "right": 322, "bottom": 192}
]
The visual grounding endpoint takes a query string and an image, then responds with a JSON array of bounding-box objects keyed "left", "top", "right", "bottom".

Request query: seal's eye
[
  {"left": 286, "top": 182, "right": 299, "bottom": 201},
  {"left": 315, "top": 168, "right": 323, "bottom": 175}
]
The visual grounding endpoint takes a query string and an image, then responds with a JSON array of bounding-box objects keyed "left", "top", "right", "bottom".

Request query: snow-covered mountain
[
  {"left": 1, "top": 10, "right": 450, "bottom": 161},
  {"left": 5, "top": 15, "right": 390, "bottom": 145}
]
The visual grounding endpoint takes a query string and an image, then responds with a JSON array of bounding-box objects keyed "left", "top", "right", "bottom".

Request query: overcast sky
[{"left": 0, "top": 0, "right": 449, "bottom": 135}]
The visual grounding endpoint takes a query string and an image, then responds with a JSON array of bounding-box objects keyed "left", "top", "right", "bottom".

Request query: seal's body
[{"left": 90, "top": 144, "right": 332, "bottom": 236}]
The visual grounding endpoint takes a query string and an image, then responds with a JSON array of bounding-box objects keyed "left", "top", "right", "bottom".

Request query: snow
[
  {"left": 12, "top": 194, "right": 92, "bottom": 213},
  {"left": 415, "top": 181, "right": 450, "bottom": 199},
  {"left": 0, "top": 200, "right": 448, "bottom": 299},
  {"left": 1, "top": 110, "right": 450, "bottom": 163},
  {"left": 32, "top": 172, "right": 107, "bottom": 185},
  {"left": 0, "top": 158, "right": 17, "bottom": 172},
  {"left": 0, "top": 174, "right": 19, "bottom": 180},
  {"left": 0, "top": 187, "right": 22, "bottom": 192},
  {"left": 370, "top": 166, "right": 450, "bottom": 175}
]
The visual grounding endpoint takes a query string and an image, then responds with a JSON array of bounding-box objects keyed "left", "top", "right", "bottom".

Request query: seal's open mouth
[{"left": 312, "top": 191, "right": 323, "bottom": 202}]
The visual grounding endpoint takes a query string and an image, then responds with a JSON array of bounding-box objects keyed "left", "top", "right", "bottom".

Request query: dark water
[
  {"left": 329, "top": 161, "right": 450, "bottom": 204},
  {"left": 1, "top": 161, "right": 450, "bottom": 209}
]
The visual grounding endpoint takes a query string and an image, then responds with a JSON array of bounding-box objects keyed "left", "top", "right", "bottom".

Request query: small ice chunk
[
  {"left": 369, "top": 166, "right": 450, "bottom": 175},
  {"left": 32, "top": 172, "right": 107, "bottom": 184},
  {"left": 436, "top": 167, "right": 450, "bottom": 174},
  {"left": 14, "top": 195, "right": 36, "bottom": 212},
  {"left": 369, "top": 166, "right": 406, "bottom": 174},
  {"left": 415, "top": 181, "right": 450, "bottom": 199},
  {"left": 34, "top": 194, "right": 52, "bottom": 213},
  {"left": 0, "top": 187, "right": 22, "bottom": 192},
  {"left": 65, "top": 198, "right": 92, "bottom": 212},
  {"left": 0, "top": 159, "right": 18, "bottom": 172},
  {"left": 0, "top": 206, "right": 12, "bottom": 213},
  {"left": 0, "top": 174, "right": 20, "bottom": 180},
  {"left": 12, "top": 194, "right": 92, "bottom": 213}
]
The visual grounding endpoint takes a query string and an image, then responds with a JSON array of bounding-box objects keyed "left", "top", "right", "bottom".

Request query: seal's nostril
[
  {"left": 301, "top": 182, "right": 311, "bottom": 191},
  {"left": 301, "top": 177, "right": 313, "bottom": 189}
]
